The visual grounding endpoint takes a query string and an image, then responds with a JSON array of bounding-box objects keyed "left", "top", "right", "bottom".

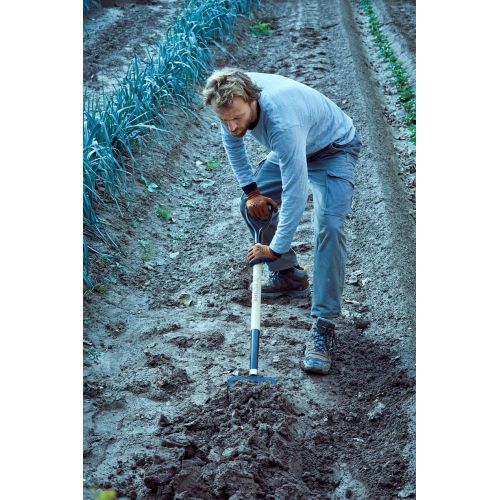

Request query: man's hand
[
  {"left": 247, "top": 244, "right": 278, "bottom": 266},
  {"left": 246, "top": 189, "right": 278, "bottom": 219}
]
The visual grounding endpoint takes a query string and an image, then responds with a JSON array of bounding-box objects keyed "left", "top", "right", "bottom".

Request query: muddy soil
[
  {"left": 84, "top": 0, "right": 182, "bottom": 96},
  {"left": 83, "top": 0, "right": 416, "bottom": 498}
]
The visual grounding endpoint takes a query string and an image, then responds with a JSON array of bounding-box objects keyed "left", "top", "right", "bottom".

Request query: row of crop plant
[
  {"left": 359, "top": 0, "right": 416, "bottom": 143},
  {"left": 83, "top": 0, "right": 260, "bottom": 287},
  {"left": 83, "top": 0, "right": 97, "bottom": 11}
]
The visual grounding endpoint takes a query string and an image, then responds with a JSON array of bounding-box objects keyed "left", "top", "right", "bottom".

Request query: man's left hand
[{"left": 247, "top": 244, "right": 278, "bottom": 266}]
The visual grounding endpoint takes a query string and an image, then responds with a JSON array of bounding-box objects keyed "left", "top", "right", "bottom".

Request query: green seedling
[
  {"left": 84, "top": 346, "right": 100, "bottom": 362},
  {"left": 138, "top": 239, "right": 154, "bottom": 261},
  {"left": 141, "top": 175, "right": 159, "bottom": 193},
  {"left": 105, "top": 274, "right": 118, "bottom": 285},
  {"left": 85, "top": 283, "right": 107, "bottom": 294},
  {"left": 205, "top": 158, "right": 219, "bottom": 171},
  {"left": 90, "top": 487, "right": 117, "bottom": 500},
  {"left": 179, "top": 292, "right": 193, "bottom": 306},
  {"left": 157, "top": 205, "right": 172, "bottom": 221},
  {"left": 111, "top": 261, "right": 128, "bottom": 272},
  {"left": 251, "top": 21, "right": 273, "bottom": 36}
]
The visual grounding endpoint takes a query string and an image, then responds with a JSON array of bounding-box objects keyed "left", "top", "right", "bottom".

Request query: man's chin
[{"left": 232, "top": 130, "right": 246, "bottom": 138}]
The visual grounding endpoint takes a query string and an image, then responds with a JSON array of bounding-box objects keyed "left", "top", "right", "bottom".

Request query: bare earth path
[{"left": 83, "top": 0, "right": 416, "bottom": 498}]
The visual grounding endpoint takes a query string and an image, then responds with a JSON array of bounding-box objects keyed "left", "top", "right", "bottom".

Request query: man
[{"left": 202, "top": 68, "right": 362, "bottom": 375}]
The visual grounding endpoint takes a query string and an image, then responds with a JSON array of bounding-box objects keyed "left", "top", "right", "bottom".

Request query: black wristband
[
  {"left": 270, "top": 248, "right": 282, "bottom": 258},
  {"left": 242, "top": 182, "right": 258, "bottom": 195}
]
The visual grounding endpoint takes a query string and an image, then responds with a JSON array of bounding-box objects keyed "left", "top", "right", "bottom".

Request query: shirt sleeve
[
  {"left": 220, "top": 124, "right": 256, "bottom": 188},
  {"left": 268, "top": 125, "right": 309, "bottom": 254}
]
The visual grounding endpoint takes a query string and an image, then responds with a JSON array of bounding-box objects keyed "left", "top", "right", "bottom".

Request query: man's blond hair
[{"left": 202, "top": 68, "right": 262, "bottom": 109}]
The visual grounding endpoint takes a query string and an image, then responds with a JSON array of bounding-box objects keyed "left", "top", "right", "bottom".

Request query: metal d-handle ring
[{"left": 243, "top": 203, "right": 278, "bottom": 244}]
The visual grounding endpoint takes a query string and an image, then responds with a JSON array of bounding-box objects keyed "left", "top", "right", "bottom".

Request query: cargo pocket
[{"left": 324, "top": 174, "right": 354, "bottom": 216}]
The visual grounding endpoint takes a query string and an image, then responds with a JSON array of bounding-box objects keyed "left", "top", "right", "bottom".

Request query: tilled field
[{"left": 83, "top": 0, "right": 416, "bottom": 498}]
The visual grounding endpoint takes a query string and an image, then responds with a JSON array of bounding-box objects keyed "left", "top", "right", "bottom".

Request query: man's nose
[{"left": 228, "top": 121, "right": 237, "bottom": 132}]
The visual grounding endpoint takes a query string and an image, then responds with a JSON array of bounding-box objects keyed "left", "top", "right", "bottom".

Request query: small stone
[
  {"left": 222, "top": 447, "right": 236, "bottom": 459},
  {"left": 355, "top": 318, "right": 370, "bottom": 330},
  {"left": 352, "top": 437, "right": 365, "bottom": 448},
  {"left": 208, "top": 449, "right": 221, "bottom": 462},
  {"left": 161, "top": 433, "right": 191, "bottom": 448},
  {"left": 347, "top": 274, "right": 360, "bottom": 285},
  {"left": 368, "top": 401, "right": 386, "bottom": 421},
  {"left": 398, "top": 484, "right": 416, "bottom": 498}
]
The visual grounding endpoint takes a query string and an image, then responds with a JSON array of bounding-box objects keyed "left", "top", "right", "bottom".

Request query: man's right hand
[{"left": 246, "top": 189, "right": 278, "bottom": 219}]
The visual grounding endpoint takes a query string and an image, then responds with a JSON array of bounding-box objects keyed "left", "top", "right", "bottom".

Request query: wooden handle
[{"left": 251, "top": 263, "right": 262, "bottom": 330}]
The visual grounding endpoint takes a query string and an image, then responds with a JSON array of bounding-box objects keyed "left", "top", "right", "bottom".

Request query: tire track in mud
[{"left": 84, "top": 0, "right": 415, "bottom": 497}]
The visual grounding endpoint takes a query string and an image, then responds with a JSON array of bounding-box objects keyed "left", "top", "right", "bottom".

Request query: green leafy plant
[
  {"left": 84, "top": 0, "right": 262, "bottom": 285},
  {"left": 84, "top": 283, "right": 107, "bottom": 297},
  {"left": 138, "top": 239, "right": 154, "bottom": 261},
  {"left": 360, "top": 0, "right": 415, "bottom": 142},
  {"left": 141, "top": 175, "right": 159, "bottom": 193},
  {"left": 90, "top": 487, "right": 117, "bottom": 500},
  {"left": 157, "top": 205, "right": 172, "bottom": 221},
  {"left": 205, "top": 158, "right": 220, "bottom": 170},
  {"left": 179, "top": 292, "right": 193, "bottom": 306},
  {"left": 84, "top": 346, "right": 100, "bottom": 362},
  {"left": 105, "top": 274, "right": 118, "bottom": 285},
  {"left": 251, "top": 21, "right": 272, "bottom": 36}
]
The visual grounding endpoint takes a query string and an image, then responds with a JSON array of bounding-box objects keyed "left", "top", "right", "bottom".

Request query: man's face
[{"left": 215, "top": 97, "right": 256, "bottom": 138}]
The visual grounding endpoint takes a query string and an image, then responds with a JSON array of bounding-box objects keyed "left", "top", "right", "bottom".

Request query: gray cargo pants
[{"left": 240, "top": 133, "right": 362, "bottom": 319}]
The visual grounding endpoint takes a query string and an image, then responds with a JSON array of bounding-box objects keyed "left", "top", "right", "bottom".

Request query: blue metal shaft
[{"left": 250, "top": 328, "right": 260, "bottom": 371}]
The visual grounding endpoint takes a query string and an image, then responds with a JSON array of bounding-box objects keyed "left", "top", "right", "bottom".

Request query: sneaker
[
  {"left": 260, "top": 266, "right": 310, "bottom": 298},
  {"left": 301, "top": 318, "right": 336, "bottom": 375}
]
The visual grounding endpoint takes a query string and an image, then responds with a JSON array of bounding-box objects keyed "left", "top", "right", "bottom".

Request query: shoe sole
[
  {"left": 261, "top": 287, "right": 311, "bottom": 298},
  {"left": 300, "top": 361, "right": 330, "bottom": 375}
]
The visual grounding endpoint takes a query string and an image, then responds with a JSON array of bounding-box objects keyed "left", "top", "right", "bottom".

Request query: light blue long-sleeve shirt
[{"left": 221, "top": 72, "right": 355, "bottom": 254}]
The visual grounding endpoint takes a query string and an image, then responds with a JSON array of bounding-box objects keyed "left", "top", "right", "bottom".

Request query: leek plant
[
  {"left": 83, "top": 0, "right": 100, "bottom": 11},
  {"left": 83, "top": 0, "right": 261, "bottom": 286}
]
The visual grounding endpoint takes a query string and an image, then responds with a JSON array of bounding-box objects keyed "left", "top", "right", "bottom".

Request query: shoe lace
[
  {"left": 312, "top": 329, "right": 327, "bottom": 353},
  {"left": 312, "top": 324, "right": 337, "bottom": 354}
]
